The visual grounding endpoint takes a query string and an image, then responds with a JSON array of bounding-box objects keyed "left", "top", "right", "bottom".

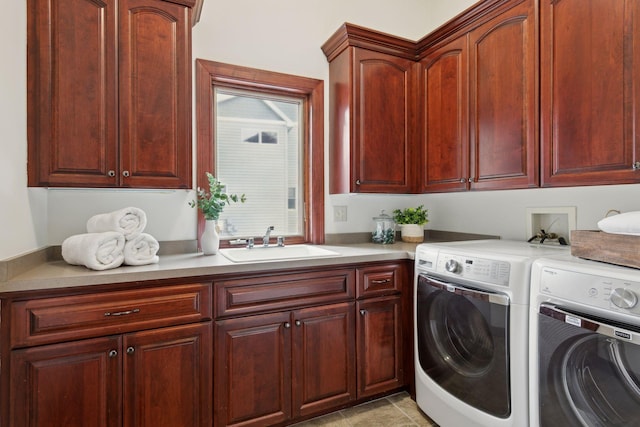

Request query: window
[
  {"left": 195, "top": 60, "right": 324, "bottom": 245},
  {"left": 241, "top": 129, "right": 279, "bottom": 144}
]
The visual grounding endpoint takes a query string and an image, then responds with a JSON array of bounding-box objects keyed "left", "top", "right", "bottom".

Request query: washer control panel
[
  {"left": 538, "top": 266, "right": 640, "bottom": 316},
  {"left": 418, "top": 250, "right": 511, "bottom": 286}
]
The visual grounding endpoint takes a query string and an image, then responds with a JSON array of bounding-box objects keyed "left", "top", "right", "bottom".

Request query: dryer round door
[
  {"left": 537, "top": 304, "right": 640, "bottom": 426},
  {"left": 416, "top": 274, "right": 510, "bottom": 418}
]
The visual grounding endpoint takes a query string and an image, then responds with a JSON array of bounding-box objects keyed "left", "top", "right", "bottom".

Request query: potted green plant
[
  {"left": 392, "top": 205, "right": 428, "bottom": 243},
  {"left": 189, "top": 172, "right": 246, "bottom": 254}
]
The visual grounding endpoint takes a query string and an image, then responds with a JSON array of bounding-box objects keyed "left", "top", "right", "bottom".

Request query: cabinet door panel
[
  {"left": 123, "top": 322, "right": 212, "bottom": 427},
  {"left": 10, "top": 336, "right": 121, "bottom": 427},
  {"left": 469, "top": 0, "right": 538, "bottom": 190},
  {"left": 421, "top": 36, "right": 469, "bottom": 192},
  {"left": 119, "top": 0, "right": 192, "bottom": 188},
  {"left": 292, "top": 302, "right": 356, "bottom": 418},
  {"left": 27, "top": 0, "right": 118, "bottom": 186},
  {"left": 541, "top": 0, "right": 640, "bottom": 186},
  {"left": 215, "top": 312, "right": 292, "bottom": 427},
  {"left": 352, "top": 49, "right": 417, "bottom": 193},
  {"left": 357, "top": 296, "right": 403, "bottom": 398}
]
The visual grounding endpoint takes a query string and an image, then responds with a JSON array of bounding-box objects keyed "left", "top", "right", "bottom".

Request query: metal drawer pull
[
  {"left": 284, "top": 322, "right": 291, "bottom": 328},
  {"left": 295, "top": 320, "right": 301, "bottom": 326},
  {"left": 108, "top": 350, "right": 118, "bottom": 358},
  {"left": 371, "top": 279, "right": 391, "bottom": 284},
  {"left": 360, "top": 309, "right": 366, "bottom": 316},
  {"left": 104, "top": 308, "right": 140, "bottom": 317},
  {"left": 126, "top": 346, "right": 135, "bottom": 355}
]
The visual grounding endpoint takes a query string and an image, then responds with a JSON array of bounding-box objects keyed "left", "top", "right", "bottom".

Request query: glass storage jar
[{"left": 372, "top": 210, "right": 396, "bottom": 244}]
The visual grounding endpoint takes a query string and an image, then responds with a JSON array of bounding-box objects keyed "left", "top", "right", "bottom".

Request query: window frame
[{"left": 195, "top": 59, "right": 325, "bottom": 246}]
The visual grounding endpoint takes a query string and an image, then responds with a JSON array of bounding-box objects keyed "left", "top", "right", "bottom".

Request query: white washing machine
[
  {"left": 414, "top": 240, "right": 568, "bottom": 427},
  {"left": 530, "top": 255, "right": 640, "bottom": 427}
]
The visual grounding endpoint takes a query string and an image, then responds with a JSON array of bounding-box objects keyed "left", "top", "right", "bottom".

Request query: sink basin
[{"left": 219, "top": 244, "right": 341, "bottom": 263}]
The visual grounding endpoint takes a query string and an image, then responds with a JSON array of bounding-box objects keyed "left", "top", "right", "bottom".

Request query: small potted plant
[
  {"left": 392, "top": 205, "right": 428, "bottom": 243},
  {"left": 189, "top": 172, "right": 246, "bottom": 255}
]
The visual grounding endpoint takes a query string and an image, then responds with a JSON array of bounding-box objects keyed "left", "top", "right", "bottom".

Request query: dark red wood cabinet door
[
  {"left": 356, "top": 296, "right": 403, "bottom": 398},
  {"left": 214, "top": 312, "right": 292, "bottom": 427},
  {"left": 118, "top": 0, "right": 192, "bottom": 189},
  {"left": 468, "top": 0, "right": 538, "bottom": 190},
  {"left": 27, "top": 0, "right": 118, "bottom": 187},
  {"left": 123, "top": 323, "right": 212, "bottom": 427},
  {"left": 420, "top": 35, "right": 470, "bottom": 192},
  {"left": 540, "top": 0, "right": 640, "bottom": 186},
  {"left": 292, "top": 302, "right": 356, "bottom": 418},
  {"left": 10, "top": 336, "right": 121, "bottom": 427},
  {"left": 352, "top": 49, "right": 418, "bottom": 193}
]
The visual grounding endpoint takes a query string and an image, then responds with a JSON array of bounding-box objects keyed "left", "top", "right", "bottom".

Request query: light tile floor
[{"left": 290, "top": 392, "right": 439, "bottom": 427}]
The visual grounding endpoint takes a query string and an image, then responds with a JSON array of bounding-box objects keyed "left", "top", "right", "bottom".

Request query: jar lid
[{"left": 373, "top": 210, "right": 393, "bottom": 221}]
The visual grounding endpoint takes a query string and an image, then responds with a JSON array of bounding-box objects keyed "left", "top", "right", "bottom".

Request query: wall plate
[{"left": 526, "top": 206, "right": 577, "bottom": 245}]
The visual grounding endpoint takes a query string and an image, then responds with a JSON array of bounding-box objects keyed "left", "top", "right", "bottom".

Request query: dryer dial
[
  {"left": 445, "top": 259, "right": 460, "bottom": 273},
  {"left": 610, "top": 288, "right": 638, "bottom": 309}
]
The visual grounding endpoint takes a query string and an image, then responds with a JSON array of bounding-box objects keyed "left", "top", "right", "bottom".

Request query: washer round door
[
  {"left": 416, "top": 274, "right": 510, "bottom": 418},
  {"left": 537, "top": 304, "right": 640, "bottom": 427}
]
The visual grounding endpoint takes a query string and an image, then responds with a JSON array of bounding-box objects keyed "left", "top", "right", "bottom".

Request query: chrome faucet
[{"left": 263, "top": 226, "right": 274, "bottom": 246}]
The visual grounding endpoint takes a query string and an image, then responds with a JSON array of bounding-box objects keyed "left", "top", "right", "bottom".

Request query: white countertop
[{"left": 0, "top": 242, "right": 419, "bottom": 294}]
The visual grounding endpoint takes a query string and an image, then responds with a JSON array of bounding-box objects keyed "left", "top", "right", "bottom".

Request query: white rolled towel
[
  {"left": 598, "top": 211, "right": 640, "bottom": 236},
  {"left": 62, "top": 232, "right": 125, "bottom": 271},
  {"left": 87, "top": 207, "right": 147, "bottom": 240},
  {"left": 124, "top": 233, "right": 160, "bottom": 266}
]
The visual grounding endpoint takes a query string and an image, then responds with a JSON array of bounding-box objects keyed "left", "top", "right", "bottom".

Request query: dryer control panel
[
  {"left": 415, "top": 246, "right": 511, "bottom": 287},
  {"left": 538, "top": 266, "right": 640, "bottom": 316}
]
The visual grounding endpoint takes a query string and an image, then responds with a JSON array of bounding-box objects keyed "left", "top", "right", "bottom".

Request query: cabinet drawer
[
  {"left": 215, "top": 269, "right": 355, "bottom": 318},
  {"left": 356, "top": 264, "right": 403, "bottom": 298},
  {"left": 10, "top": 283, "right": 211, "bottom": 348}
]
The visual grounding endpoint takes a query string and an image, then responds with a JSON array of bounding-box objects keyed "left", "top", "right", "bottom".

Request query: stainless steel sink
[{"left": 219, "top": 244, "right": 340, "bottom": 263}]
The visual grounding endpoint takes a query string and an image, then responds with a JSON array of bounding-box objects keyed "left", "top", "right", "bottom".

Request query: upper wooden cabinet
[
  {"left": 540, "top": 0, "right": 640, "bottom": 186},
  {"left": 27, "top": 0, "right": 197, "bottom": 188},
  {"left": 420, "top": 35, "right": 469, "bottom": 192},
  {"left": 322, "top": 24, "right": 419, "bottom": 194},
  {"left": 420, "top": 0, "right": 537, "bottom": 192}
]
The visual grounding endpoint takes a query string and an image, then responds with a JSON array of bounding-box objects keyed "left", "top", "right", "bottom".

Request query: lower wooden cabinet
[
  {"left": 10, "top": 322, "right": 212, "bottom": 427},
  {"left": 356, "top": 295, "right": 403, "bottom": 398},
  {"left": 214, "top": 302, "right": 356, "bottom": 427},
  {"left": 213, "top": 262, "right": 407, "bottom": 427}
]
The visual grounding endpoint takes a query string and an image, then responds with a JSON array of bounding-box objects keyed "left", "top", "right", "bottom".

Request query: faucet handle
[
  {"left": 246, "top": 237, "right": 254, "bottom": 248},
  {"left": 277, "top": 236, "right": 285, "bottom": 247}
]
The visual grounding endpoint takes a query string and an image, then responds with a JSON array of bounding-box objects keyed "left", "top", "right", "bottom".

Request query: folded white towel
[
  {"left": 124, "top": 233, "right": 160, "bottom": 266},
  {"left": 62, "top": 232, "right": 125, "bottom": 271},
  {"left": 87, "top": 207, "right": 147, "bottom": 240},
  {"left": 597, "top": 211, "right": 640, "bottom": 236}
]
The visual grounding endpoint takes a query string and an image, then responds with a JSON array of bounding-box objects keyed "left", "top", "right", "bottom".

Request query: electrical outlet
[{"left": 334, "top": 206, "right": 347, "bottom": 222}]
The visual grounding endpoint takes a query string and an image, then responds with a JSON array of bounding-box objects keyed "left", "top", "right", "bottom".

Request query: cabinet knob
[
  {"left": 295, "top": 320, "right": 301, "bottom": 327},
  {"left": 122, "top": 170, "right": 130, "bottom": 177},
  {"left": 460, "top": 178, "right": 466, "bottom": 183},
  {"left": 107, "top": 170, "right": 116, "bottom": 177},
  {"left": 108, "top": 350, "right": 118, "bottom": 358},
  {"left": 284, "top": 322, "right": 291, "bottom": 328},
  {"left": 126, "top": 346, "right": 135, "bottom": 355},
  {"left": 633, "top": 161, "right": 640, "bottom": 170},
  {"left": 360, "top": 309, "right": 366, "bottom": 316},
  {"left": 468, "top": 177, "right": 475, "bottom": 183},
  {"left": 355, "top": 179, "right": 361, "bottom": 185}
]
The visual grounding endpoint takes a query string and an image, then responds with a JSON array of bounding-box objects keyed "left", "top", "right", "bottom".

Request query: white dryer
[{"left": 530, "top": 255, "right": 640, "bottom": 426}]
